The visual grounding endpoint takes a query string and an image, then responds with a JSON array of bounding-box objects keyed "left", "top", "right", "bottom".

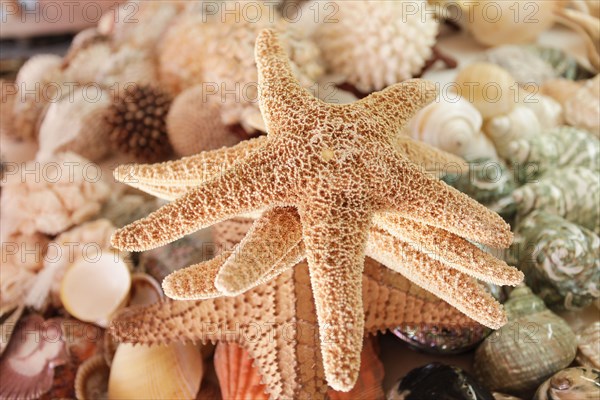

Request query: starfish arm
[
  {"left": 299, "top": 203, "right": 371, "bottom": 392},
  {"left": 216, "top": 207, "right": 303, "bottom": 295},
  {"left": 366, "top": 227, "right": 507, "bottom": 330},
  {"left": 354, "top": 79, "right": 437, "bottom": 136},
  {"left": 162, "top": 252, "right": 231, "bottom": 300},
  {"left": 393, "top": 135, "right": 468, "bottom": 177},
  {"left": 381, "top": 152, "right": 513, "bottom": 248},
  {"left": 111, "top": 147, "right": 290, "bottom": 252},
  {"left": 373, "top": 213, "right": 523, "bottom": 286},
  {"left": 255, "top": 29, "right": 317, "bottom": 135},
  {"left": 113, "top": 136, "right": 267, "bottom": 187}
]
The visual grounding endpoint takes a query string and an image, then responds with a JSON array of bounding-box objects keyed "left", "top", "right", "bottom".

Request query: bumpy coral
[{"left": 312, "top": 0, "right": 438, "bottom": 92}]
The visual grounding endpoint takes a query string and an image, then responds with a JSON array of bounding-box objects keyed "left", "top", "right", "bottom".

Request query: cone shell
[
  {"left": 533, "top": 367, "right": 600, "bottom": 400},
  {"left": 108, "top": 342, "right": 203, "bottom": 400},
  {"left": 166, "top": 85, "right": 241, "bottom": 157},
  {"left": 576, "top": 322, "right": 600, "bottom": 368},
  {"left": 454, "top": 63, "right": 518, "bottom": 119},
  {"left": 565, "top": 76, "right": 600, "bottom": 138},
  {"left": 214, "top": 342, "right": 269, "bottom": 400},
  {"left": 474, "top": 286, "right": 577, "bottom": 395},
  {"left": 74, "top": 355, "right": 110, "bottom": 400}
]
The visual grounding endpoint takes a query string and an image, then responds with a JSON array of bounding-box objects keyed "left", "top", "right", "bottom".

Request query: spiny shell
[
  {"left": 108, "top": 342, "right": 204, "bottom": 399},
  {"left": 484, "top": 107, "right": 541, "bottom": 158},
  {"left": 576, "top": 323, "right": 600, "bottom": 368},
  {"left": 564, "top": 75, "right": 600, "bottom": 138},
  {"left": 506, "top": 126, "right": 600, "bottom": 183},
  {"left": 511, "top": 211, "right": 600, "bottom": 310},
  {"left": 37, "top": 86, "right": 112, "bottom": 162},
  {"left": 313, "top": 0, "right": 438, "bottom": 93},
  {"left": 511, "top": 167, "right": 600, "bottom": 234},
  {"left": 454, "top": 63, "right": 519, "bottom": 119},
  {"left": 407, "top": 96, "right": 498, "bottom": 160},
  {"left": 166, "top": 85, "right": 241, "bottom": 157},
  {"left": 474, "top": 286, "right": 577, "bottom": 395},
  {"left": 533, "top": 367, "right": 600, "bottom": 400},
  {"left": 482, "top": 45, "right": 557, "bottom": 86},
  {"left": 74, "top": 355, "right": 109, "bottom": 400}
]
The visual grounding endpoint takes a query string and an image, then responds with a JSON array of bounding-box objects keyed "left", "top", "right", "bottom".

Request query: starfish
[
  {"left": 111, "top": 258, "right": 481, "bottom": 399},
  {"left": 111, "top": 29, "right": 521, "bottom": 390}
]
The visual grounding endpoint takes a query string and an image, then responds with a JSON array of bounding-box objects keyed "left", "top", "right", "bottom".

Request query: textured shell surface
[
  {"left": 506, "top": 126, "right": 600, "bottom": 183},
  {"left": 528, "top": 46, "right": 595, "bottom": 80},
  {"left": 95, "top": 45, "right": 158, "bottom": 87},
  {"left": 576, "top": 322, "right": 600, "bottom": 368},
  {"left": 520, "top": 94, "right": 563, "bottom": 130},
  {"left": 533, "top": 367, "right": 600, "bottom": 400},
  {"left": 565, "top": 76, "right": 600, "bottom": 138},
  {"left": 474, "top": 286, "right": 577, "bottom": 395},
  {"left": 62, "top": 42, "right": 112, "bottom": 84},
  {"left": 512, "top": 167, "right": 600, "bottom": 234},
  {"left": 482, "top": 45, "right": 557, "bottom": 86},
  {"left": 312, "top": 0, "right": 438, "bottom": 93},
  {"left": 74, "top": 354, "right": 109, "bottom": 400},
  {"left": 512, "top": 211, "right": 600, "bottom": 310},
  {"left": 484, "top": 106, "right": 541, "bottom": 158},
  {"left": 541, "top": 78, "right": 583, "bottom": 106}
]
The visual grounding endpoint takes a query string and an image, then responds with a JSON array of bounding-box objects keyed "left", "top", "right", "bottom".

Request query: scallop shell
[
  {"left": 533, "top": 367, "right": 600, "bottom": 400},
  {"left": 166, "top": 85, "right": 242, "bottom": 157},
  {"left": 576, "top": 323, "right": 600, "bottom": 368},
  {"left": 474, "top": 286, "right": 578, "bottom": 395},
  {"left": 74, "top": 355, "right": 109, "bottom": 400},
  {"left": 511, "top": 211, "right": 600, "bottom": 310},
  {"left": 407, "top": 97, "right": 498, "bottom": 160},
  {"left": 0, "top": 302, "right": 24, "bottom": 356},
  {"left": 454, "top": 63, "right": 519, "bottom": 119},
  {"left": 484, "top": 107, "right": 541, "bottom": 158},
  {"left": 214, "top": 342, "right": 269, "bottom": 400},
  {"left": 482, "top": 45, "right": 557, "bottom": 86},
  {"left": 564, "top": 75, "right": 600, "bottom": 138},
  {"left": 60, "top": 252, "right": 132, "bottom": 328},
  {"left": 37, "top": 86, "right": 112, "bottom": 162},
  {"left": 108, "top": 342, "right": 204, "bottom": 399},
  {"left": 461, "top": 0, "right": 559, "bottom": 47}
]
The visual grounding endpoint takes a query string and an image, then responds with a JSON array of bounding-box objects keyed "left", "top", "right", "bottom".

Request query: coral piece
[
  {"left": 106, "top": 84, "right": 173, "bottom": 162},
  {"left": 111, "top": 30, "right": 519, "bottom": 391},
  {"left": 111, "top": 259, "right": 481, "bottom": 399},
  {"left": 312, "top": 0, "right": 438, "bottom": 93}
]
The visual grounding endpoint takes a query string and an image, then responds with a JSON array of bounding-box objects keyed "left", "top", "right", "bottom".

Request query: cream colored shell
[
  {"left": 484, "top": 106, "right": 541, "bottom": 158},
  {"left": 565, "top": 75, "right": 600, "bottom": 137}
]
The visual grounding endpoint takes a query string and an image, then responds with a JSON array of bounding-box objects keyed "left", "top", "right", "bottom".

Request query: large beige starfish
[
  {"left": 111, "top": 29, "right": 520, "bottom": 390},
  {"left": 111, "top": 258, "right": 481, "bottom": 399}
]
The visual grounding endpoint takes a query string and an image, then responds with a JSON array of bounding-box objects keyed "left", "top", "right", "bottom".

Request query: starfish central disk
[{"left": 111, "top": 29, "right": 521, "bottom": 391}]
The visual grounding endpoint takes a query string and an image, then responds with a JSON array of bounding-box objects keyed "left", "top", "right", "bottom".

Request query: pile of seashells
[{"left": 0, "top": 0, "right": 599, "bottom": 399}]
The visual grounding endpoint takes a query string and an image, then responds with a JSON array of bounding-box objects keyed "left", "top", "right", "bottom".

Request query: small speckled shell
[
  {"left": 533, "top": 367, "right": 600, "bottom": 400},
  {"left": 511, "top": 211, "right": 600, "bottom": 310},
  {"left": 474, "top": 286, "right": 577, "bottom": 395},
  {"left": 576, "top": 323, "right": 600, "bottom": 368}
]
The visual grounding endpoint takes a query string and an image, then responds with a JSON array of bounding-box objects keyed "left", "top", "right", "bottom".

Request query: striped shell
[
  {"left": 74, "top": 355, "right": 110, "bottom": 400},
  {"left": 533, "top": 367, "right": 600, "bottom": 400},
  {"left": 576, "top": 323, "right": 600, "bottom": 368}
]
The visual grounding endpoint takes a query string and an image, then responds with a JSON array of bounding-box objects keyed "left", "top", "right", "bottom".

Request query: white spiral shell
[{"left": 484, "top": 106, "right": 542, "bottom": 158}]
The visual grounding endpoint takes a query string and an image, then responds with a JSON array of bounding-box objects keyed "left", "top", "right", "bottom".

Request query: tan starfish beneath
[{"left": 111, "top": 29, "right": 520, "bottom": 390}]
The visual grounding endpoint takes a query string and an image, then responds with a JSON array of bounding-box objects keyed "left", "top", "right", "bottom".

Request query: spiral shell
[
  {"left": 74, "top": 355, "right": 110, "bottom": 400},
  {"left": 474, "top": 286, "right": 577, "bottom": 395},
  {"left": 576, "top": 323, "right": 600, "bottom": 369},
  {"left": 511, "top": 211, "right": 600, "bottom": 310},
  {"left": 482, "top": 45, "right": 557, "bottom": 86},
  {"left": 533, "top": 367, "right": 600, "bottom": 400},
  {"left": 408, "top": 97, "right": 498, "bottom": 160},
  {"left": 564, "top": 75, "right": 600, "bottom": 138},
  {"left": 521, "top": 94, "right": 564, "bottom": 129},
  {"left": 454, "top": 63, "right": 519, "bottom": 119},
  {"left": 312, "top": 0, "right": 438, "bottom": 93},
  {"left": 484, "top": 107, "right": 541, "bottom": 158}
]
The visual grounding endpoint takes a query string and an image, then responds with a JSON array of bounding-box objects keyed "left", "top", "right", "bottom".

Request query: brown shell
[
  {"left": 74, "top": 354, "right": 110, "bottom": 400},
  {"left": 166, "top": 85, "right": 241, "bottom": 157}
]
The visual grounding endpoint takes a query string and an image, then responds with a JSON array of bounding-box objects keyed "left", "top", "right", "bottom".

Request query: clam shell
[
  {"left": 454, "top": 63, "right": 518, "bottom": 119},
  {"left": 474, "top": 286, "right": 577, "bottom": 395},
  {"left": 166, "top": 85, "right": 241, "bottom": 157},
  {"left": 108, "top": 342, "right": 203, "bottom": 399},
  {"left": 74, "top": 355, "right": 109, "bottom": 400},
  {"left": 576, "top": 322, "right": 600, "bottom": 368},
  {"left": 60, "top": 252, "right": 131, "bottom": 328},
  {"left": 533, "top": 367, "right": 600, "bottom": 400},
  {"left": 565, "top": 76, "right": 600, "bottom": 138}
]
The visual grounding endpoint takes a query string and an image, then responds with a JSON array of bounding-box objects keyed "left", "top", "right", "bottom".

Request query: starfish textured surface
[
  {"left": 111, "top": 29, "right": 519, "bottom": 390},
  {"left": 111, "top": 259, "right": 480, "bottom": 399}
]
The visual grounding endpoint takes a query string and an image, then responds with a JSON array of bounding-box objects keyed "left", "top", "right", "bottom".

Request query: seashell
[
  {"left": 564, "top": 75, "right": 600, "bottom": 138},
  {"left": 108, "top": 342, "right": 204, "bottom": 399},
  {"left": 454, "top": 63, "right": 519, "bottom": 119},
  {"left": 0, "top": 262, "right": 36, "bottom": 309},
  {"left": 0, "top": 302, "right": 24, "bottom": 356},
  {"left": 540, "top": 79, "right": 583, "bottom": 107},
  {"left": 528, "top": 46, "right": 595, "bottom": 81},
  {"left": 484, "top": 107, "right": 542, "bottom": 158},
  {"left": 0, "top": 315, "right": 69, "bottom": 400},
  {"left": 60, "top": 251, "right": 132, "bottom": 327},
  {"left": 554, "top": 8, "right": 600, "bottom": 72},
  {"left": 533, "top": 367, "right": 600, "bottom": 400},
  {"left": 506, "top": 126, "right": 600, "bottom": 182},
  {"left": 474, "top": 286, "right": 577, "bottom": 395},
  {"left": 460, "top": 0, "right": 559, "bottom": 47},
  {"left": 482, "top": 45, "right": 557, "bottom": 86},
  {"left": 74, "top": 354, "right": 110, "bottom": 400},
  {"left": 62, "top": 28, "right": 108, "bottom": 68},
  {"left": 511, "top": 211, "right": 600, "bottom": 310},
  {"left": 388, "top": 363, "right": 494, "bottom": 400},
  {"left": 312, "top": 0, "right": 438, "bottom": 93},
  {"left": 95, "top": 45, "right": 158, "bottom": 88},
  {"left": 102, "top": 331, "right": 119, "bottom": 368},
  {"left": 511, "top": 167, "right": 600, "bottom": 234},
  {"left": 407, "top": 96, "right": 498, "bottom": 160},
  {"left": 214, "top": 342, "right": 268, "bottom": 400},
  {"left": 166, "top": 85, "right": 242, "bottom": 157},
  {"left": 62, "top": 42, "right": 112, "bottom": 84},
  {"left": 520, "top": 93, "right": 564, "bottom": 129},
  {"left": 576, "top": 322, "right": 600, "bottom": 368},
  {"left": 128, "top": 272, "right": 163, "bottom": 307},
  {"left": 493, "top": 394, "right": 523, "bottom": 400},
  {"left": 37, "top": 86, "right": 112, "bottom": 162}
]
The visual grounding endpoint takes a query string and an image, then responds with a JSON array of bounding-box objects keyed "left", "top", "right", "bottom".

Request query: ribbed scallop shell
[
  {"left": 576, "top": 323, "right": 600, "bottom": 368},
  {"left": 565, "top": 76, "right": 600, "bottom": 138},
  {"left": 313, "top": 0, "right": 437, "bottom": 93},
  {"left": 214, "top": 342, "right": 269, "bottom": 400},
  {"left": 166, "top": 85, "right": 241, "bottom": 157},
  {"left": 74, "top": 355, "right": 110, "bottom": 400}
]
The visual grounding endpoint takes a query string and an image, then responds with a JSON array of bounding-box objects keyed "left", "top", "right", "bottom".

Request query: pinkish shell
[{"left": 74, "top": 354, "right": 110, "bottom": 400}]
